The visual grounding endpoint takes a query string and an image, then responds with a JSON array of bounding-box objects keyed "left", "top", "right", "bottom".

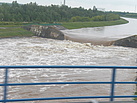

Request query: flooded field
[{"left": 0, "top": 37, "right": 137, "bottom": 102}]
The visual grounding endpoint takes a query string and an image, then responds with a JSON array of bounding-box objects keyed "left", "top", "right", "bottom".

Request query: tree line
[
  {"left": 0, "top": 1, "right": 120, "bottom": 23},
  {"left": 70, "top": 13, "right": 120, "bottom": 22},
  {"left": 111, "top": 11, "right": 137, "bottom": 19}
]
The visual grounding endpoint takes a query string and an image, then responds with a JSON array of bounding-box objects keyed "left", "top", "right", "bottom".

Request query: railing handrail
[
  {"left": 0, "top": 65, "right": 137, "bottom": 103},
  {"left": 0, "top": 65, "right": 137, "bottom": 69}
]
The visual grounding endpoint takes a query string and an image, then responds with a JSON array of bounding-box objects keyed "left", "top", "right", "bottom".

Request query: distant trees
[
  {"left": 124, "top": 13, "right": 137, "bottom": 18},
  {"left": 0, "top": 1, "right": 120, "bottom": 22},
  {"left": 70, "top": 14, "right": 120, "bottom": 22},
  {"left": 108, "top": 11, "right": 137, "bottom": 19},
  {"left": 92, "top": 13, "right": 120, "bottom": 21},
  {"left": 70, "top": 16, "right": 91, "bottom": 22}
]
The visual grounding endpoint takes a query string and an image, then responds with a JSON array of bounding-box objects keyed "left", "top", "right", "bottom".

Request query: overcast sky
[{"left": 1, "top": 0, "right": 137, "bottom": 12}]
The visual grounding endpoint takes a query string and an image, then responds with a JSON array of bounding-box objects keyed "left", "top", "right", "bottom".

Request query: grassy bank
[
  {"left": 0, "top": 22, "right": 26, "bottom": 27},
  {"left": 62, "top": 18, "right": 128, "bottom": 29},
  {"left": 0, "top": 27, "right": 34, "bottom": 38},
  {"left": 0, "top": 18, "right": 128, "bottom": 38}
]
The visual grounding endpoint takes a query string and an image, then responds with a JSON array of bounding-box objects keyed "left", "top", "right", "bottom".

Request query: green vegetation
[
  {"left": 70, "top": 14, "right": 120, "bottom": 22},
  {"left": 134, "top": 92, "right": 137, "bottom": 100},
  {"left": 110, "top": 11, "right": 137, "bottom": 19},
  {"left": 0, "top": 1, "right": 120, "bottom": 22},
  {"left": 0, "top": 27, "right": 34, "bottom": 38},
  {"left": 0, "top": 1, "right": 130, "bottom": 38},
  {"left": 124, "top": 14, "right": 137, "bottom": 19},
  {"left": 62, "top": 18, "right": 128, "bottom": 29},
  {"left": 0, "top": 21, "right": 27, "bottom": 27},
  {"left": 0, "top": 18, "right": 128, "bottom": 38}
]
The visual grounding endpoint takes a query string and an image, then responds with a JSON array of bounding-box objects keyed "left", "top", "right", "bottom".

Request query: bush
[
  {"left": 70, "top": 14, "right": 120, "bottom": 22},
  {"left": 91, "top": 14, "right": 120, "bottom": 21}
]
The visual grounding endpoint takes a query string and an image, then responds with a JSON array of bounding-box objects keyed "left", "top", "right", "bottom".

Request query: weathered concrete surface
[
  {"left": 23, "top": 25, "right": 65, "bottom": 40},
  {"left": 113, "top": 35, "right": 137, "bottom": 48}
]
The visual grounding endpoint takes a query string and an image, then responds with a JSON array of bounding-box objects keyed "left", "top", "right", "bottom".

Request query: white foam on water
[{"left": 0, "top": 37, "right": 136, "bottom": 102}]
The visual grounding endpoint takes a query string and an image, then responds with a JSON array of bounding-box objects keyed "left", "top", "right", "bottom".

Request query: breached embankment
[
  {"left": 113, "top": 35, "right": 137, "bottom": 48},
  {"left": 23, "top": 25, "right": 137, "bottom": 48},
  {"left": 23, "top": 25, "right": 66, "bottom": 40}
]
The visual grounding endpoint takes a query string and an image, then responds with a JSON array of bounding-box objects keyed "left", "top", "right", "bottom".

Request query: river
[
  {"left": 0, "top": 18, "right": 137, "bottom": 103},
  {"left": 62, "top": 17, "right": 137, "bottom": 45}
]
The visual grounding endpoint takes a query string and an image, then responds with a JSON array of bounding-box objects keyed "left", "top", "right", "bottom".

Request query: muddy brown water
[
  {"left": 62, "top": 17, "right": 137, "bottom": 45},
  {"left": 0, "top": 18, "right": 137, "bottom": 102}
]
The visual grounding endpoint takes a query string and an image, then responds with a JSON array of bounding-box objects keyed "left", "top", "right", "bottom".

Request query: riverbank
[
  {"left": 0, "top": 18, "right": 128, "bottom": 38},
  {"left": 0, "top": 27, "right": 34, "bottom": 38},
  {"left": 62, "top": 18, "right": 128, "bottom": 29}
]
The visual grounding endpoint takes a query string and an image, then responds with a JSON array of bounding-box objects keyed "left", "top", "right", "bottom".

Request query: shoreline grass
[
  {"left": 0, "top": 18, "right": 128, "bottom": 38},
  {"left": 62, "top": 18, "right": 129, "bottom": 29},
  {"left": 0, "top": 27, "right": 34, "bottom": 38},
  {"left": 0, "top": 25, "right": 23, "bottom": 27}
]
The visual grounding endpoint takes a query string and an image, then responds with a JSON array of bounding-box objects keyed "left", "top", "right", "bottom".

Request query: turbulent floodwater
[{"left": 0, "top": 37, "right": 137, "bottom": 103}]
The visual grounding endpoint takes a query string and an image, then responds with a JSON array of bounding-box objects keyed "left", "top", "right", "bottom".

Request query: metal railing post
[
  {"left": 110, "top": 68, "right": 116, "bottom": 101},
  {"left": 3, "top": 68, "right": 9, "bottom": 103}
]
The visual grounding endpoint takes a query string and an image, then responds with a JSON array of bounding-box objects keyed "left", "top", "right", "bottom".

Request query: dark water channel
[{"left": 62, "top": 17, "right": 137, "bottom": 45}]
